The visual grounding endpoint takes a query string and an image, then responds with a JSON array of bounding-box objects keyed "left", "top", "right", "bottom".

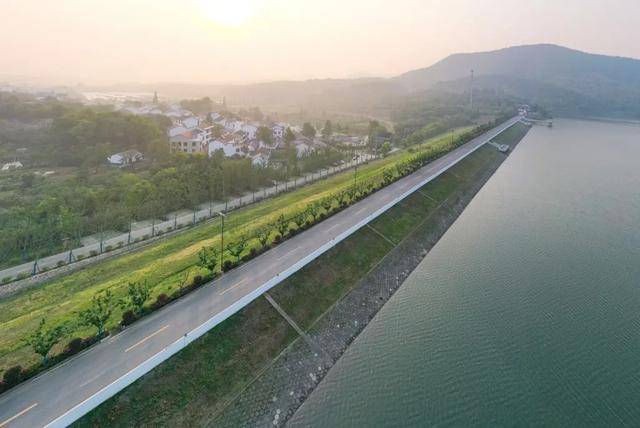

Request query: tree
[
  {"left": 25, "top": 319, "right": 67, "bottom": 365},
  {"left": 122, "top": 281, "right": 151, "bottom": 315},
  {"left": 321, "top": 120, "right": 333, "bottom": 140},
  {"left": 255, "top": 227, "right": 272, "bottom": 248},
  {"left": 284, "top": 127, "right": 296, "bottom": 146},
  {"left": 302, "top": 122, "right": 316, "bottom": 139},
  {"left": 257, "top": 126, "right": 273, "bottom": 144},
  {"left": 79, "top": 290, "right": 114, "bottom": 336},
  {"left": 226, "top": 235, "right": 248, "bottom": 262},
  {"left": 380, "top": 141, "right": 392, "bottom": 157},
  {"left": 197, "top": 245, "right": 219, "bottom": 273},
  {"left": 275, "top": 214, "right": 290, "bottom": 236}
]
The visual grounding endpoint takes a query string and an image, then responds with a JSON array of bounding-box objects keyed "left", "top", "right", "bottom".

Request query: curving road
[{"left": 0, "top": 117, "right": 521, "bottom": 428}]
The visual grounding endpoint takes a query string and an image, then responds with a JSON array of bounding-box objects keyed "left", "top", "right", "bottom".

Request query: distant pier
[{"left": 522, "top": 118, "right": 553, "bottom": 128}]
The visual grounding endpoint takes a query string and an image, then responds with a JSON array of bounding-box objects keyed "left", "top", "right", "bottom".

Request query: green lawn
[
  {"left": 76, "top": 124, "right": 530, "bottom": 427},
  {"left": 0, "top": 128, "right": 473, "bottom": 372}
]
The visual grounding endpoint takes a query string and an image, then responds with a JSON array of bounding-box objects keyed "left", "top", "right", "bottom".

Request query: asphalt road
[{"left": 0, "top": 117, "right": 521, "bottom": 428}]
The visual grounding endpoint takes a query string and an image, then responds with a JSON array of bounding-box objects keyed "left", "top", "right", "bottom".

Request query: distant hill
[
  {"left": 394, "top": 44, "right": 640, "bottom": 118},
  {"left": 87, "top": 44, "right": 640, "bottom": 119}
]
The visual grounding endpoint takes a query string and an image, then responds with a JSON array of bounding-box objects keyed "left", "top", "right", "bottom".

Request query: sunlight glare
[{"left": 199, "top": 0, "right": 258, "bottom": 27}]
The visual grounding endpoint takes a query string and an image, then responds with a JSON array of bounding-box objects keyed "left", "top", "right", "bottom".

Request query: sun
[{"left": 199, "top": 0, "right": 257, "bottom": 27}]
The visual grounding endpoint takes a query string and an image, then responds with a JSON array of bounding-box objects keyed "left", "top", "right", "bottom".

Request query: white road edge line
[
  {"left": 0, "top": 403, "right": 38, "bottom": 427},
  {"left": 124, "top": 325, "right": 170, "bottom": 353}
]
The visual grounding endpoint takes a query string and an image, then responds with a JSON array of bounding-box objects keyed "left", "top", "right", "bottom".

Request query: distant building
[
  {"left": 107, "top": 150, "right": 143, "bottom": 166},
  {"left": 169, "top": 128, "right": 208, "bottom": 154},
  {"left": 208, "top": 136, "right": 238, "bottom": 158},
  {"left": 1, "top": 161, "right": 23, "bottom": 171}
]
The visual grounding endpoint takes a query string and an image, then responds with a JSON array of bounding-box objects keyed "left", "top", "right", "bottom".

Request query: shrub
[
  {"left": 142, "top": 234, "right": 150, "bottom": 240},
  {"left": 192, "top": 275, "right": 204, "bottom": 287},
  {"left": 64, "top": 338, "right": 85, "bottom": 356},
  {"left": 167, "top": 226, "right": 174, "bottom": 232},
  {"left": 105, "top": 245, "right": 113, "bottom": 252},
  {"left": 222, "top": 260, "right": 235, "bottom": 272},
  {"left": 1, "top": 276, "right": 12, "bottom": 284},
  {"left": 2, "top": 366, "right": 22, "bottom": 387},
  {"left": 56, "top": 260, "right": 65, "bottom": 267},
  {"left": 249, "top": 247, "right": 258, "bottom": 258},
  {"left": 17, "top": 273, "right": 29, "bottom": 280},
  {"left": 117, "top": 241, "right": 124, "bottom": 248},
  {"left": 89, "top": 250, "right": 98, "bottom": 257},
  {"left": 121, "top": 310, "right": 138, "bottom": 326},
  {"left": 76, "top": 254, "right": 85, "bottom": 261},
  {"left": 153, "top": 293, "right": 170, "bottom": 309},
  {"left": 273, "top": 234, "right": 282, "bottom": 244},
  {"left": 156, "top": 230, "right": 164, "bottom": 236}
]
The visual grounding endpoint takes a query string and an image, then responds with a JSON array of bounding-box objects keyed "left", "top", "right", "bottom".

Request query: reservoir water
[{"left": 289, "top": 119, "right": 640, "bottom": 426}]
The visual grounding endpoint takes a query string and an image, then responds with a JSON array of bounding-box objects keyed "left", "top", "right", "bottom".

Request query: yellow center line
[
  {"left": 124, "top": 325, "right": 170, "bottom": 353},
  {"left": 327, "top": 223, "right": 341, "bottom": 232},
  {"left": 219, "top": 278, "right": 248, "bottom": 296},
  {"left": 277, "top": 246, "right": 300, "bottom": 260},
  {"left": 0, "top": 403, "right": 38, "bottom": 427}
]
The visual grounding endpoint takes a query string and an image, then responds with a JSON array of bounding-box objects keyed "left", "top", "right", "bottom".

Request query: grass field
[
  {"left": 0, "top": 127, "right": 477, "bottom": 372},
  {"left": 76, "top": 123, "right": 530, "bottom": 427}
]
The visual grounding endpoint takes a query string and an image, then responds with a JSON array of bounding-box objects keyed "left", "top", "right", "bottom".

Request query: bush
[
  {"left": 156, "top": 230, "right": 164, "bottom": 236},
  {"left": 2, "top": 366, "right": 22, "bottom": 387},
  {"left": 249, "top": 247, "right": 258, "bottom": 258},
  {"left": 64, "top": 338, "right": 85, "bottom": 356},
  {"left": 192, "top": 275, "right": 204, "bottom": 287},
  {"left": 153, "top": 293, "right": 170, "bottom": 309},
  {"left": 105, "top": 245, "right": 113, "bottom": 252},
  {"left": 56, "top": 260, "right": 65, "bottom": 267},
  {"left": 1, "top": 276, "right": 12, "bottom": 284},
  {"left": 17, "top": 272, "right": 29, "bottom": 280},
  {"left": 121, "top": 310, "right": 138, "bottom": 326},
  {"left": 117, "top": 241, "right": 124, "bottom": 248},
  {"left": 89, "top": 250, "right": 98, "bottom": 257},
  {"left": 222, "top": 260, "right": 235, "bottom": 272},
  {"left": 76, "top": 254, "right": 85, "bottom": 261},
  {"left": 142, "top": 234, "right": 150, "bottom": 240},
  {"left": 273, "top": 234, "right": 282, "bottom": 244}
]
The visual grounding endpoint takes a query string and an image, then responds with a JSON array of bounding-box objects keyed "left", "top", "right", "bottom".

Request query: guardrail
[
  {"left": 0, "top": 155, "right": 375, "bottom": 286},
  {"left": 44, "top": 117, "right": 520, "bottom": 427}
]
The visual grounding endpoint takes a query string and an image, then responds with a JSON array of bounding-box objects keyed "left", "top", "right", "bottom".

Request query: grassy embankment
[
  {"left": 76, "top": 123, "right": 530, "bottom": 427},
  {"left": 0, "top": 128, "right": 477, "bottom": 371}
]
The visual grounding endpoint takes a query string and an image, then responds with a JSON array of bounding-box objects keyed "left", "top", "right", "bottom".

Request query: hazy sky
[{"left": 1, "top": 0, "right": 639, "bottom": 85}]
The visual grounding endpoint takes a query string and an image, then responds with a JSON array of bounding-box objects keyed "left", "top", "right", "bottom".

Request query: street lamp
[{"left": 218, "top": 211, "right": 227, "bottom": 269}]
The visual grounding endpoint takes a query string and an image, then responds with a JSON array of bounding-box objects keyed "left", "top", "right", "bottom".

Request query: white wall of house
[{"left": 208, "top": 140, "right": 237, "bottom": 157}]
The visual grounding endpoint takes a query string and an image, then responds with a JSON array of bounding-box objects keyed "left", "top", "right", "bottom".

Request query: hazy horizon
[{"left": 2, "top": 0, "right": 640, "bottom": 87}]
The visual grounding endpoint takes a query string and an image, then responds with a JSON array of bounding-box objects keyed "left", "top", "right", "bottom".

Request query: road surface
[{"left": 0, "top": 117, "right": 521, "bottom": 428}]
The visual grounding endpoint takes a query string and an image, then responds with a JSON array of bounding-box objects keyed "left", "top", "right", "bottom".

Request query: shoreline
[{"left": 209, "top": 133, "right": 528, "bottom": 427}]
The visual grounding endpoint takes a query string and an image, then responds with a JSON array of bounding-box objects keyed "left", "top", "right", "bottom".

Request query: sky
[{"left": 1, "top": 0, "right": 640, "bottom": 86}]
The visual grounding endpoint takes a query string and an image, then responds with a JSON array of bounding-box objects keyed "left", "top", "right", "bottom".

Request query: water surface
[{"left": 289, "top": 119, "right": 640, "bottom": 427}]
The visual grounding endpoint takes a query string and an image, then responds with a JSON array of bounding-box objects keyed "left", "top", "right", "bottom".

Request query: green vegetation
[
  {"left": 0, "top": 95, "right": 347, "bottom": 269},
  {"left": 77, "top": 123, "right": 529, "bottom": 427},
  {"left": 0, "top": 125, "right": 477, "bottom": 376}
]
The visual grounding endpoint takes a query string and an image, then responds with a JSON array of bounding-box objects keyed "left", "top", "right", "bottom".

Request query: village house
[
  {"left": 107, "top": 150, "right": 144, "bottom": 166},
  {"left": 169, "top": 128, "right": 208, "bottom": 154},
  {"left": 208, "top": 135, "right": 238, "bottom": 157},
  {"left": 1, "top": 161, "right": 23, "bottom": 171}
]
